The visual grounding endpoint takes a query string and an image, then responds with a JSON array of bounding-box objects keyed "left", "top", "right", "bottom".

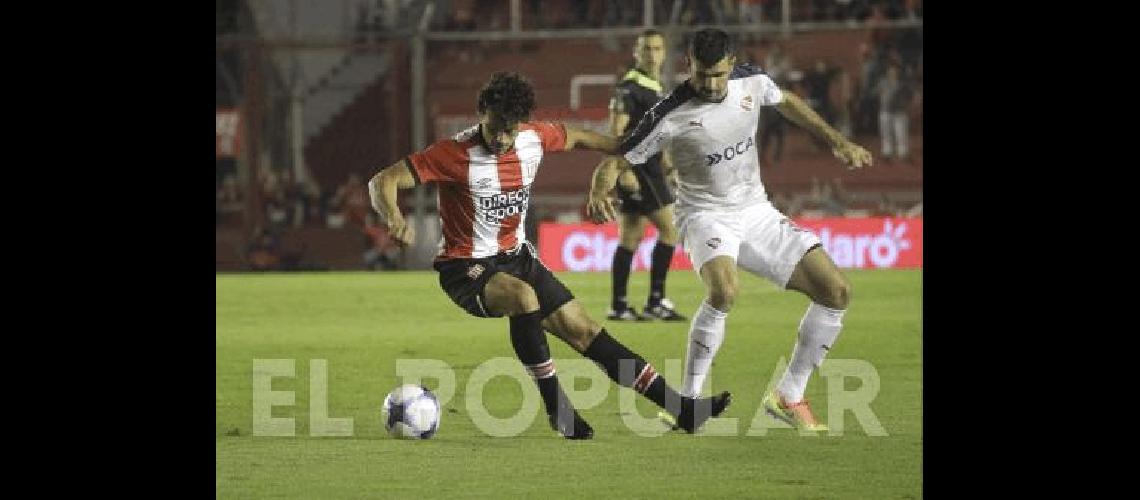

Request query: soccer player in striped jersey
[
  {"left": 369, "top": 72, "right": 730, "bottom": 439},
  {"left": 588, "top": 29, "right": 873, "bottom": 432}
]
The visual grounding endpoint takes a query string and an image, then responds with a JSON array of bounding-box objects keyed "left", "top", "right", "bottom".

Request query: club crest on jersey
[
  {"left": 706, "top": 237, "right": 722, "bottom": 249},
  {"left": 740, "top": 95, "right": 753, "bottom": 111},
  {"left": 466, "top": 264, "right": 485, "bottom": 279}
]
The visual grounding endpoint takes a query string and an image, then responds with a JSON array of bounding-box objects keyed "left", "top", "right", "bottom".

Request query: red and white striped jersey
[{"left": 406, "top": 121, "right": 567, "bottom": 260}]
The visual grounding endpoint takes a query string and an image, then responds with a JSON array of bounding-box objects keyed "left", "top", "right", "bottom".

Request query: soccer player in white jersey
[{"left": 587, "top": 29, "right": 873, "bottom": 431}]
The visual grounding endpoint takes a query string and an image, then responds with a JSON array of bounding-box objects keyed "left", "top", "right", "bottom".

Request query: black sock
[
  {"left": 648, "top": 242, "right": 674, "bottom": 306},
  {"left": 582, "top": 329, "right": 684, "bottom": 417},
  {"left": 509, "top": 311, "right": 573, "bottom": 422},
  {"left": 611, "top": 246, "right": 635, "bottom": 310}
]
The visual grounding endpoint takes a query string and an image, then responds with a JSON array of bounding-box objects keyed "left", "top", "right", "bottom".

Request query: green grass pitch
[{"left": 217, "top": 269, "right": 921, "bottom": 498}]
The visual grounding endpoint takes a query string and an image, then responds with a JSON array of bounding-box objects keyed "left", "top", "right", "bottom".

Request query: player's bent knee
[
  {"left": 546, "top": 302, "right": 601, "bottom": 352},
  {"left": 557, "top": 318, "right": 599, "bottom": 352},
  {"left": 707, "top": 283, "right": 737, "bottom": 312},
  {"left": 822, "top": 280, "right": 851, "bottom": 310},
  {"left": 619, "top": 238, "right": 640, "bottom": 252}
]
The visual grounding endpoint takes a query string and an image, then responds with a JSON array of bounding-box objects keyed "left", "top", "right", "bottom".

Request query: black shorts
[
  {"left": 433, "top": 244, "right": 574, "bottom": 319},
  {"left": 617, "top": 156, "right": 675, "bottom": 215}
]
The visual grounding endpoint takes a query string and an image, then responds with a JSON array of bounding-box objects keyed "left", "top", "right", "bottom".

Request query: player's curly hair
[
  {"left": 689, "top": 28, "right": 735, "bottom": 67},
  {"left": 476, "top": 72, "right": 535, "bottom": 124}
]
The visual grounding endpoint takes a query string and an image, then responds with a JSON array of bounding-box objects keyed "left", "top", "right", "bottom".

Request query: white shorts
[{"left": 678, "top": 202, "right": 822, "bottom": 288}]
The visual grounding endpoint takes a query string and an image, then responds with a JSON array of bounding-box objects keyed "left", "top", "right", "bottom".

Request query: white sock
[
  {"left": 777, "top": 302, "right": 846, "bottom": 403},
  {"left": 681, "top": 301, "right": 728, "bottom": 397}
]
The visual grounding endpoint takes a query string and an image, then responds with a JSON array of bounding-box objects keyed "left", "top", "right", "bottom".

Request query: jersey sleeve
[
  {"left": 619, "top": 108, "right": 672, "bottom": 166},
  {"left": 753, "top": 73, "right": 784, "bottom": 106},
  {"left": 529, "top": 121, "right": 568, "bottom": 152},
  {"left": 405, "top": 140, "right": 464, "bottom": 184},
  {"left": 732, "top": 63, "right": 784, "bottom": 106}
]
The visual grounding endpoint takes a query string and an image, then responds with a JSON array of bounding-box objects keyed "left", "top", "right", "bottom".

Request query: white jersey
[{"left": 620, "top": 63, "right": 783, "bottom": 214}]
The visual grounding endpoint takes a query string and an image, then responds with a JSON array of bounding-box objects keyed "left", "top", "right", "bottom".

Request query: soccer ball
[{"left": 381, "top": 384, "right": 440, "bottom": 439}]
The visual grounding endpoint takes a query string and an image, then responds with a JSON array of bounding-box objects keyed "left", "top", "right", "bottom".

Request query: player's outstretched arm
[
  {"left": 775, "top": 91, "right": 873, "bottom": 169},
  {"left": 586, "top": 155, "right": 631, "bottom": 223},
  {"left": 367, "top": 159, "right": 416, "bottom": 246},
  {"left": 563, "top": 126, "right": 621, "bottom": 154}
]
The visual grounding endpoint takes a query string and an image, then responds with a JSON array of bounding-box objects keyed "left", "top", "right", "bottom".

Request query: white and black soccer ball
[{"left": 381, "top": 384, "right": 440, "bottom": 439}]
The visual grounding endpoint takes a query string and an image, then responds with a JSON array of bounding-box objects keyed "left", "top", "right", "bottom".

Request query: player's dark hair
[
  {"left": 688, "top": 28, "right": 734, "bottom": 67},
  {"left": 477, "top": 71, "right": 535, "bottom": 124}
]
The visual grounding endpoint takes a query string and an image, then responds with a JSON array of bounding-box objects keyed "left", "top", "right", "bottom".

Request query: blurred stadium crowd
[{"left": 217, "top": 0, "right": 921, "bottom": 271}]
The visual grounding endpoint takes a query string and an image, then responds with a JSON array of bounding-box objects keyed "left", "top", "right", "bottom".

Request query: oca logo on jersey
[{"left": 705, "top": 136, "right": 754, "bottom": 166}]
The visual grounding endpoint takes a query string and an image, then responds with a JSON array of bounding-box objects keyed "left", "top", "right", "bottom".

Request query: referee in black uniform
[{"left": 606, "top": 29, "right": 686, "bottom": 322}]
